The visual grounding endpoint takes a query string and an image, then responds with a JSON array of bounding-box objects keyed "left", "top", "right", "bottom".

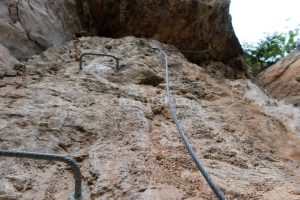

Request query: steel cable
[
  {"left": 0, "top": 150, "right": 82, "bottom": 199},
  {"left": 156, "top": 49, "right": 227, "bottom": 200}
]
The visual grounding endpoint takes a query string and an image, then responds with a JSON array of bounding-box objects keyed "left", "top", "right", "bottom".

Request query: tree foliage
[{"left": 243, "top": 27, "right": 299, "bottom": 74}]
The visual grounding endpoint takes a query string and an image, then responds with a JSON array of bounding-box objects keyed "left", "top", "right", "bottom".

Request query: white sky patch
[{"left": 230, "top": 0, "right": 300, "bottom": 44}]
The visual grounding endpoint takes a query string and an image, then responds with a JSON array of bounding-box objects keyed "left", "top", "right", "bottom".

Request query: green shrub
[{"left": 243, "top": 27, "right": 299, "bottom": 74}]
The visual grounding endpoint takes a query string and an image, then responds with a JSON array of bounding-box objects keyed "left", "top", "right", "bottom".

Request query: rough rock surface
[
  {"left": 0, "top": 0, "right": 82, "bottom": 59},
  {"left": 0, "top": 0, "right": 244, "bottom": 75},
  {"left": 259, "top": 52, "right": 300, "bottom": 106},
  {"left": 79, "top": 0, "right": 243, "bottom": 69},
  {"left": 0, "top": 36, "right": 299, "bottom": 200},
  {"left": 0, "top": 44, "right": 20, "bottom": 78}
]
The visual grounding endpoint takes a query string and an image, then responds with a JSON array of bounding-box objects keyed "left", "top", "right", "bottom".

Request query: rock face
[
  {"left": 0, "top": 0, "right": 244, "bottom": 75},
  {"left": 0, "top": 44, "right": 20, "bottom": 78},
  {"left": 0, "top": 36, "right": 299, "bottom": 199},
  {"left": 259, "top": 52, "right": 300, "bottom": 106},
  {"left": 79, "top": 0, "right": 243, "bottom": 69},
  {"left": 0, "top": 0, "right": 82, "bottom": 59}
]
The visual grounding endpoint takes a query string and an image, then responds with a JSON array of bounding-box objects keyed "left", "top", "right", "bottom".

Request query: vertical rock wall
[
  {"left": 78, "top": 0, "right": 243, "bottom": 69},
  {"left": 0, "top": 0, "right": 245, "bottom": 74},
  {"left": 0, "top": 0, "right": 82, "bottom": 59}
]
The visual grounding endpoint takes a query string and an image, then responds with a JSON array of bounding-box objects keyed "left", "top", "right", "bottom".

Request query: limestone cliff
[
  {"left": 0, "top": 1, "right": 300, "bottom": 200},
  {"left": 259, "top": 52, "right": 300, "bottom": 106},
  {"left": 0, "top": 37, "right": 299, "bottom": 199}
]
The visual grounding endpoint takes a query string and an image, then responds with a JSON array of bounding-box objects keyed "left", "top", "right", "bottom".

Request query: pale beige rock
[
  {"left": 259, "top": 52, "right": 300, "bottom": 106},
  {"left": 0, "top": 36, "right": 299, "bottom": 199}
]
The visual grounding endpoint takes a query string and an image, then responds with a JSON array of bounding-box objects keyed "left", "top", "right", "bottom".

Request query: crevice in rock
[{"left": 137, "top": 71, "right": 164, "bottom": 87}]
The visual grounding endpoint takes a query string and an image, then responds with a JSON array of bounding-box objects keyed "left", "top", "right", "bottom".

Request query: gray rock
[
  {"left": 0, "top": 43, "right": 19, "bottom": 75},
  {"left": 0, "top": 0, "right": 82, "bottom": 59}
]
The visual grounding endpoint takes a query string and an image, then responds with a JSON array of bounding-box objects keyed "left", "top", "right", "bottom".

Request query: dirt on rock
[{"left": 0, "top": 36, "right": 300, "bottom": 200}]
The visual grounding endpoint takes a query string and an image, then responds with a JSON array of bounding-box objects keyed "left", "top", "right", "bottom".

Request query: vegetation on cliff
[{"left": 243, "top": 27, "right": 299, "bottom": 74}]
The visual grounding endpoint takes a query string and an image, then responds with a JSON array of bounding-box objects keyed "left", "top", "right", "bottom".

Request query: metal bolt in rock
[
  {"left": 79, "top": 52, "right": 119, "bottom": 70},
  {"left": 0, "top": 150, "right": 82, "bottom": 200}
]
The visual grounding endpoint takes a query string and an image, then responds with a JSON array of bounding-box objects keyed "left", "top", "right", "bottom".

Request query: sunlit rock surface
[
  {"left": 0, "top": 37, "right": 299, "bottom": 199},
  {"left": 259, "top": 52, "right": 300, "bottom": 106}
]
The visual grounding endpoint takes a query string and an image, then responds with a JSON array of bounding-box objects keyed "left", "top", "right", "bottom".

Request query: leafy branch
[{"left": 243, "top": 27, "right": 299, "bottom": 74}]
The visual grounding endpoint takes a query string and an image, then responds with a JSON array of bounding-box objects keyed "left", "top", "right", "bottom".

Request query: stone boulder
[
  {"left": 259, "top": 52, "right": 300, "bottom": 106},
  {"left": 0, "top": 44, "right": 19, "bottom": 78},
  {"left": 79, "top": 0, "right": 243, "bottom": 69},
  {"left": 0, "top": 0, "right": 82, "bottom": 59}
]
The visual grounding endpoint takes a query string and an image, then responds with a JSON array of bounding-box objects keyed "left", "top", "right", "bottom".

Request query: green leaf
[{"left": 242, "top": 26, "right": 300, "bottom": 75}]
